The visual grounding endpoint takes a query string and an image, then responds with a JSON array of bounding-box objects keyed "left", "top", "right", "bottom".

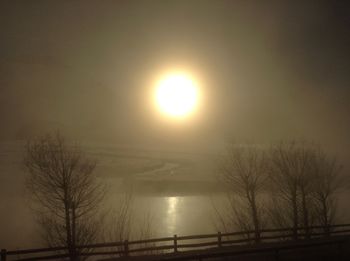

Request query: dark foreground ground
[{"left": 100, "top": 235, "right": 350, "bottom": 261}]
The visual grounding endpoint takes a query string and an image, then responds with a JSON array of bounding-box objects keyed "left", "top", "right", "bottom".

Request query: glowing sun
[{"left": 155, "top": 73, "right": 199, "bottom": 118}]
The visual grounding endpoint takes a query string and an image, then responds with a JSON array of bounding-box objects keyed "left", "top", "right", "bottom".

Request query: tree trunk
[
  {"left": 250, "top": 195, "right": 260, "bottom": 243},
  {"left": 292, "top": 191, "right": 299, "bottom": 240},
  {"left": 322, "top": 198, "right": 330, "bottom": 237},
  {"left": 71, "top": 202, "right": 78, "bottom": 261},
  {"left": 301, "top": 187, "right": 310, "bottom": 239},
  {"left": 64, "top": 201, "right": 74, "bottom": 260}
]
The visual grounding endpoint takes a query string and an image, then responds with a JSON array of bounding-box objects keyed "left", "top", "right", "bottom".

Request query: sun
[{"left": 155, "top": 73, "right": 199, "bottom": 118}]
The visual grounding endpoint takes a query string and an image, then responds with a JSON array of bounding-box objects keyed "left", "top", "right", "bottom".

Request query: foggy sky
[{"left": 1, "top": 0, "right": 349, "bottom": 157}]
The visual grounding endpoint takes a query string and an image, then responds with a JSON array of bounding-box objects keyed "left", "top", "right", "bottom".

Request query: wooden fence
[{"left": 2, "top": 223, "right": 350, "bottom": 261}]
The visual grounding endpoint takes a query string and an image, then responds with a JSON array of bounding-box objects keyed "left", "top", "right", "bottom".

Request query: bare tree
[
  {"left": 24, "top": 132, "right": 106, "bottom": 260},
  {"left": 268, "top": 142, "right": 309, "bottom": 239},
  {"left": 268, "top": 141, "right": 344, "bottom": 239},
  {"left": 266, "top": 195, "right": 294, "bottom": 240},
  {"left": 212, "top": 193, "right": 255, "bottom": 242},
  {"left": 218, "top": 144, "right": 268, "bottom": 242},
  {"left": 106, "top": 192, "right": 133, "bottom": 255},
  {"left": 106, "top": 192, "right": 157, "bottom": 257},
  {"left": 295, "top": 143, "right": 316, "bottom": 238},
  {"left": 310, "top": 148, "right": 343, "bottom": 235}
]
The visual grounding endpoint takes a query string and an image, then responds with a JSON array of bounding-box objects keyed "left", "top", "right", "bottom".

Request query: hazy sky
[{"left": 1, "top": 1, "right": 349, "bottom": 155}]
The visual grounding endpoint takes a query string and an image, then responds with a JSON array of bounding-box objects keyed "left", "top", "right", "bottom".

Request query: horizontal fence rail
[
  {"left": 2, "top": 223, "right": 350, "bottom": 261},
  {"left": 149, "top": 238, "right": 348, "bottom": 261}
]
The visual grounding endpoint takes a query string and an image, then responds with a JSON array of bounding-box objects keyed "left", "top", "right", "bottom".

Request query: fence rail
[{"left": 2, "top": 223, "right": 350, "bottom": 261}]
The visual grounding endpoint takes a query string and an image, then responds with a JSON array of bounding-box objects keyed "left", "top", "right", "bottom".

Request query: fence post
[
  {"left": 174, "top": 234, "right": 178, "bottom": 253},
  {"left": 1, "top": 249, "right": 6, "bottom": 261},
  {"left": 218, "top": 232, "right": 222, "bottom": 247},
  {"left": 124, "top": 240, "right": 129, "bottom": 256}
]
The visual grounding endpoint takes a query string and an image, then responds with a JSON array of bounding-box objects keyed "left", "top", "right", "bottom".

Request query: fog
[{"left": 1, "top": 0, "right": 349, "bottom": 251}]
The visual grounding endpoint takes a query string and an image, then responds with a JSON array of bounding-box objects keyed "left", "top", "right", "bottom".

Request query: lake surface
[
  {"left": 1, "top": 141, "right": 349, "bottom": 250},
  {"left": 0, "top": 141, "right": 221, "bottom": 249}
]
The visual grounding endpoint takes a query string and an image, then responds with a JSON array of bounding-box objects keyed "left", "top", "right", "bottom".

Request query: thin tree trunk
[
  {"left": 322, "top": 199, "right": 330, "bottom": 237},
  {"left": 71, "top": 202, "right": 78, "bottom": 261},
  {"left": 301, "top": 187, "right": 310, "bottom": 239},
  {"left": 292, "top": 192, "right": 299, "bottom": 240},
  {"left": 250, "top": 195, "right": 260, "bottom": 243},
  {"left": 64, "top": 201, "right": 73, "bottom": 259}
]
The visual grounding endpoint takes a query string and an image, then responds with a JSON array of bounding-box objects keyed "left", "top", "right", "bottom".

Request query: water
[
  {"left": 127, "top": 195, "right": 216, "bottom": 237},
  {"left": 1, "top": 141, "right": 349, "bottom": 251},
  {"left": 0, "top": 142, "right": 220, "bottom": 249}
]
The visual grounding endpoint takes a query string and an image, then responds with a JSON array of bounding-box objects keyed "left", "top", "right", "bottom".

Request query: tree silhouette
[
  {"left": 311, "top": 147, "right": 343, "bottom": 235},
  {"left": 219, "top": 144, "right": 268, "bottom": 242},
  {"left": 268, "top": 142, "right": 312, "bottom": 239},
  {"left": 268, "top": 141, "right": 344, "bottom": 239},
  {"left": 24, "top": 132, "right": 106, "bottom": 260}
]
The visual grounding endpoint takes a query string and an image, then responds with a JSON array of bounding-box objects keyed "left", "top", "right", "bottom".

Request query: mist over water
[
  {"left": 1, "top": 3, "right": 350, "bottom": 260},
  {"left": 0, "top": 141, "right": 219, "bottom": 248},
  {"left": 1, "top": 141, "right": 350, "bottom": 250}
]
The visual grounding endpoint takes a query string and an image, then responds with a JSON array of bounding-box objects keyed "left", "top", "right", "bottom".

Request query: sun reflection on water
[{"left": 166, "top": 196, "right": 179, "bottom": 234}]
